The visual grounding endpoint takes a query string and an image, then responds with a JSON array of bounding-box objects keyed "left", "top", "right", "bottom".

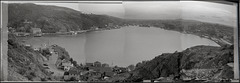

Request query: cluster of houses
[
  {"left": 9, "top": 20, "right": 42, "bottom": 37},
  {"left": 11, "top": 27, "right": 42, "bottom": 37},
  {"left": 62, "top": 61, "right": 134, "bottom": 81}
]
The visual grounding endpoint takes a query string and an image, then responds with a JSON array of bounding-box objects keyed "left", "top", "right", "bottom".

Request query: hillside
[
  {"left": 127, "top": 45, "right": 235, "bottom": 82},
  {"left": 8, "top": 3, "right": 123, "bottom": 33},
  {"left": 7, "top": 34, "right": 56, "bottom": 81},
  {"left": 124, "top": 19, "right": 234, "bottom": 45}
]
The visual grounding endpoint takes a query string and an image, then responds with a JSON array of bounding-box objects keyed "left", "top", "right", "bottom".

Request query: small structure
[
  {"left": 143, "top": 80, "right": 151, "bottom": 82},
  {"left": 63, "top": 70, "right": 81, "bottom": 81},
  {"left": 113, "top": 67, "right": 128, "bottom": 73},
  {"left": 8, "top": 27, "right": 15, "bottom": 33},
  {"left": 94, "top": 61, "right": 101, "bottom": 67},
  {"left": 62, "top": 60, "right": 73, "bottom": 71},
  {"left": 30, "top": 28, "right": 42, "bottom": 37},
  {"left": 102, "top": 63, "right": 109, "bottom": 67},
  {"left": 31, "top": 28, "right": 41, "bottom": 34}
]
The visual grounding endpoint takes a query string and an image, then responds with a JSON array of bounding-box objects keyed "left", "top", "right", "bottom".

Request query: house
[
  {"left": 31, "top": 28, "right": 42, "bottom": 34},
  {"left": 143, "top": 80, "right": 151, "bottom": 82},
  {"left": 113, "top": 67, "right": 128, "bottom": 73},
  {"left": 102, "top": 63, "right": 109, "bottom": 67},
  {"left": 63, "top": 70, "right": 81, "bottom": 81},
  {"left": 62, "top": 61, "right": 73, "bottom": 71},
  {"left": 8, "top": 27, "right": 15, "bottom": 33},
  {"left": 89, "top": 67, "right": 112, "bottom": 73},
  {"left": 94, "top": 61, "right": 101, "bottom": 67}
]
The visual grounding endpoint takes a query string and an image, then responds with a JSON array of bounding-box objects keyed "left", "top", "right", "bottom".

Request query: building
[
  {"left": 89, "top": 67, "right": 112, "bottom": 73},
  {"left": 62, "top": 61, "right": 73, "bottom": 71},
  {"left": 31, "top": 28, "right": 41, "bottom": 34},
  {"left": 63, "top": 70, "right": 81, "bottom": 81},
  {"left": 113, "top": 67, "right": 128, "bottom": 73},
  {"left": 102, "top": 63, "right": 109, "bottom": 67},
  {"left": 94, "top": 61, "right": 101, "bottom": 67},
  {"left": 143, "top": 80, "right": 151, "bottom": 82},
  {"left": 8, "top": 27, "right": 15, "bottom": 33}
]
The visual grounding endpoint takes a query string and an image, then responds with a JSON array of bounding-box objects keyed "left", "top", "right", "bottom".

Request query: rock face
[
  {"left": 7, "top": 34, "right": 54, "bottom": 81},
  {"left": 128, "top": 45, "right": 234, "bottom": 82}
]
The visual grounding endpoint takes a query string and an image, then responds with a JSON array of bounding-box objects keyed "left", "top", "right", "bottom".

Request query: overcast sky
[{"left": 33, "top": 1, "right": 237, "bottom": 27}]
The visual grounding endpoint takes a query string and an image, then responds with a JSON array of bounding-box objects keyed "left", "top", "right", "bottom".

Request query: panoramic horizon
[
  {"left": 32, "top": 1, "right": 237, "bottom": 27},
  {"left": 5, "top": 1, "right": 237, "bottom": 27},
  {"left": 2, "top": 1, "right": 239, "bottom": 82}
]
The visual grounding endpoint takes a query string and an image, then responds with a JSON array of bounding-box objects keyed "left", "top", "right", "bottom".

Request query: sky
[{"left": 24, "top": 1, "right": 238, "bottom": 27}]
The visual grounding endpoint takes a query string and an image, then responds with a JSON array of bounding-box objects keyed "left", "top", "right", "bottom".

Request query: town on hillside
[{"left": 31, "top": 44, "right": 134, "bottom": 82}]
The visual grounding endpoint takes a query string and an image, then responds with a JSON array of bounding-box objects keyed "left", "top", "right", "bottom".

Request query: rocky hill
[
  {"left": 7, "top": 34, "right": 55, "bottom": 81},
  {"left": 127, "top": 45, "right": 235, "bottom": 82},
  {"left": 8, "top": 3, "right": 123, "bottom": 33}
]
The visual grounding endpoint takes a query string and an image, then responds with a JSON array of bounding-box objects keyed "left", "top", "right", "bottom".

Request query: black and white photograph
[{"left": 0, "top": 0, "right": 239, "bottom": 82}]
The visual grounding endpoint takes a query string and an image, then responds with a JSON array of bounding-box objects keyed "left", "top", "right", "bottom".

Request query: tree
[
  {"left": 70, "top": 58, "right": 73, "bottom": 62},
  {"left": 72, "top": 61, "right": 78, "bottom": 67}
]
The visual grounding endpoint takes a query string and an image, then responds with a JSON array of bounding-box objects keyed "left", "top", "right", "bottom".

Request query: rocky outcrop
[{"left": 127, "top": 45, "right": 234, "bottom": 82}]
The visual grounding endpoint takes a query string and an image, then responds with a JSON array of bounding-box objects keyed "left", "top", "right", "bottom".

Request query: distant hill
[{"left": 8, "top": 3, "right": 123, "bottom": 33}]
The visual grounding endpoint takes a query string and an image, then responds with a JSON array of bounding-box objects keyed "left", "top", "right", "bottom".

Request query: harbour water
[{"left": 24, "top": 26, "right": 220, "bottom": 67}]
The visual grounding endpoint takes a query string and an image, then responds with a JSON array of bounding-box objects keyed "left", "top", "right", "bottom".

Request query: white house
[{"left": 62, "top": 61, "right": 73, "bottom": 71}]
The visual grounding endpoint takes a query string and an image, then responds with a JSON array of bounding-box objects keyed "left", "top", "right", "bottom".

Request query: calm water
[{"left": 24, "top": 26, "right": 220, "bottom": 67}]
